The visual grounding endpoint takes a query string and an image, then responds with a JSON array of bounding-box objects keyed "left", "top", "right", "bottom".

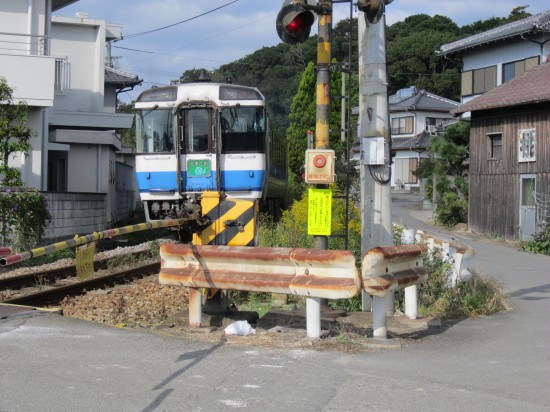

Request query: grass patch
[
  {"left": 396, "top": 253, "right": 509, "bottom": 319},
  {"left": 418, "top": 272, "right": 510, "bottom": 319}
]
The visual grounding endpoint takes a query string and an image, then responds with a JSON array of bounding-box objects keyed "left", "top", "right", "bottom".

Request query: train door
[{"left": 180, "top": 107, "right": 218, "bottom": 193}]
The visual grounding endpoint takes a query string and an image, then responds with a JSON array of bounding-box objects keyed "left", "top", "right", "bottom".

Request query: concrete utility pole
[{"left": 357, "top": 2, "right": 393, "bottom": 331}]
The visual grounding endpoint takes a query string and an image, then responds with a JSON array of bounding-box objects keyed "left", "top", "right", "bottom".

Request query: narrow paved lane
[{"left": 1, "top": 195, "right": 549, "bottom": 411}]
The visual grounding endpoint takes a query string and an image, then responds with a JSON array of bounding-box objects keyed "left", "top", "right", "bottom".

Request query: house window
[
  {"left": 518, "top": 128, "right": 536, "bottom": 162},
  {"left": 461, "top": 65, "right": 497, "bottom": 97},
  {"left": 391, "top": 116, "right": 414, "bottom": 135},
  {"left": 394, "top": 157, "right": 418, "bottom": 185},
  {"left": 503, "top": 56, "right": 539, "bottom": 83},
  {"left": 425, "top": 117, "right": 447, "bottom": 134},
  {"left": 488, "top": 133, "right": 503, "bottom": 160},
  {"left": 54, "top": 57, "right": 69, "bottom": 94}
]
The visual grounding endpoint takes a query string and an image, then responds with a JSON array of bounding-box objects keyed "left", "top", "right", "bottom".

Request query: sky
[{"left": 57, "top": 0, "right": 549, "bottom": 102}]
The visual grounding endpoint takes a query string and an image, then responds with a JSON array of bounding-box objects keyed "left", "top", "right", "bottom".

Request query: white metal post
[
  {"left": 402, "top": 228, "right": 418, "bottom": 319},
  {"left": 372, "top": 296, "right": 387, "bottom": 338},
  {"left": 306, "top": 297, "right": 321, "bottom": 338},
  {"left": 188, "top": 288, "right": 202, "bottom": 328}
]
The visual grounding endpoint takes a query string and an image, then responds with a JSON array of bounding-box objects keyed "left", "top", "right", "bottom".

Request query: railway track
[{"left": 0, "top": 260, "right": 161, "bottom": 307}]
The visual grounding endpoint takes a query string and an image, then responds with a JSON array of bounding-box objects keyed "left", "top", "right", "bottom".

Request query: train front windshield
[
  {"left": 221, "top": 107, "right": 265, "bottom": 153},
  {"left": 136, "top": 109, "right": 174, "bottom": 153}
]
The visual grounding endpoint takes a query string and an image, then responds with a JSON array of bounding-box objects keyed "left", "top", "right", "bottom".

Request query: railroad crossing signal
[{"left": 276, "top": 0, "right": 316, "bottom": 45}]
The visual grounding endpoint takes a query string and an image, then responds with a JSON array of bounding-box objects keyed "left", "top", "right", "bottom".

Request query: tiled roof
[
  {"left": 105, "top": 66, "right": 142, "bottom": 88},
  {"left": 392, "top": 133, "right": 433, "bottom": 151},
  {"left": 389, "top": 87, "right": 459, "bottom": 113},
  {"left": 351, "top": 87, "right": 459, "bottom": 115},
  {"left": 454, "top": 60, "right": 550, "bottom": 114},
  {"left": 439, "top": 10, "right": 550, "bottom": 55}
]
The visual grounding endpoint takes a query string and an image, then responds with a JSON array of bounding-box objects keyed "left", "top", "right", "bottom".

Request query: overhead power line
[
  {"left": 113, "top": 45, "right": 154, "bottom": 54},
  {"left": 122, "top": 0, "right": 241, "bottom": 39}
]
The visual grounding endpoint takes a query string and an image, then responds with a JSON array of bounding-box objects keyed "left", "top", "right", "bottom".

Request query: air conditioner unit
[{"left": 427, "top": 125, "right": 437, "bottom": 135}]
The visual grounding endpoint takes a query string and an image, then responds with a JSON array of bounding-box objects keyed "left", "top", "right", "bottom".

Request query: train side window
[
  {"left": 136, "top": 109, "right": 174, "bottom": 153},
  {"left": 221, "top": 107, "right": 265, "bottom": 153},
  {"left": 185, "top": 109, "right": 210, "bottom": 153}
]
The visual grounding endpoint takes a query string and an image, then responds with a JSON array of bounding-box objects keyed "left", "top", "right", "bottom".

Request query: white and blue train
[{"left": 134, "top": 82, "right": 287, "bottom": 242}]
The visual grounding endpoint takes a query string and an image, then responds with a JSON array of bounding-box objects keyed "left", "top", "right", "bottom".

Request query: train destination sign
[{"left": 187, "top": 159, "right": 212, "bottom": 178}]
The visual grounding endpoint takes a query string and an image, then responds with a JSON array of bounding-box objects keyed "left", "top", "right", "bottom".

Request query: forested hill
[{"left": 177, "top": 7, "right": 531, "bottom": 130}]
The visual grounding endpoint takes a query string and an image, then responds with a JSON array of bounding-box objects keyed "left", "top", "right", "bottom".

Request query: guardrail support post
[
  {"left": 404, "top": 285, "right": 418, "bottom": 320},
  {"left": 188, "top": 288, "right": 202, "bottom": 328},
  {"left": 403, "top": 228, "right": 418, "bottom": 319},
  {"left": 372, "top": 296, "right": 387, "bottom": 338},
  {"left": 306, "top": 297, "right": 321, "bottom": 338}
]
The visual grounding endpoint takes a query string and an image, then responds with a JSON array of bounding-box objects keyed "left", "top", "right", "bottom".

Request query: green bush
[
  {"left": 0, "top": 187, "right": 51, "bottom": 250},
  {"left": 521, "top": 222, "right": 550, "bottom": 255}
]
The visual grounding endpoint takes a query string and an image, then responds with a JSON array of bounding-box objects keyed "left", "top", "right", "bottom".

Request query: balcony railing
[
  {"left": 54, "top": 57, "right": 69, "bottom": 94},
  {"left": 0, "top": 31, "right": 50, "bottom": 56}
]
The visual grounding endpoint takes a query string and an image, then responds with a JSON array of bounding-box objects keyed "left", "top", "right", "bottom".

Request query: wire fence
[{"left": 535, "top": 191, "right": 550, "bottom": 227}]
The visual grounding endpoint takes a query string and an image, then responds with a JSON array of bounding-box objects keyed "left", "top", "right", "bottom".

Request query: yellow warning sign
[
  {"left": 76, "top": 242, "right": 96, "bottom": 280},
  {"left": 307, "top": 188, "right": 332, "bottom": 236}
]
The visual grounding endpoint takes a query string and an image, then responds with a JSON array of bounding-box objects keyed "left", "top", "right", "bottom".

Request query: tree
[
  {"left": 117, "top": 101, "right": 136, "bottom": 148},
  {"left": 0, "top": 77, "right": 34, "bottom": 186},
  {"left": 415, "top": 121, "right": 470, "bottom": 227},
  {"left": 0, "top": 77, "right": 50, "bottom": 249},
  {"left": 286, "top": 61, "right": 317, "bottom": 182},
  {"left": 386, "top": 14, "right": 462, "bottom": 99}
]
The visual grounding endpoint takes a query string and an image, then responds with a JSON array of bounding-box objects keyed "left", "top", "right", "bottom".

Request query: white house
[
  {"left": 0, "top": 1, "right": 141, "bottom": 241},
  {"left": 388, "top": 87, "right": 459, "bottom": 191},
  {"left": 353, "top": 86, "right": 459, "bottom": 191},
  {"left": 439, "top": 10, "right": 550, "bottom": 107}
]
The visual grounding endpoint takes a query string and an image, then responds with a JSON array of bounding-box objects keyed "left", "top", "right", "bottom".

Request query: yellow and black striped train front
[{"left": 192, "top": 192, "right": 257, "bottom": 246}]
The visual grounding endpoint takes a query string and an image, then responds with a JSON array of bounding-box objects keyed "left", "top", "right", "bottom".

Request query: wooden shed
[{"left": 455, "top": 60, "right": 550, "bottom": 241}]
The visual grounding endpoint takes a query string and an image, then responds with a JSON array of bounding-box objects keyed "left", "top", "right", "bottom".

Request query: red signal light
[
  {"left": 276, "top": 1, "right": 316, "bottom": 45},
  {"left": 287, "top": 16, "right": 305, "bottom": 35}
]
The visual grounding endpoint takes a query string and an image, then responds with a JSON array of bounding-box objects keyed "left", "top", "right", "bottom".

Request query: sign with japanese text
[
  {"left": 187, "top": 159, "right": 212, "bottom": 178},
  {"left": 76, "top": 242, "right": 96, "bottom": 280},
  {"left": 307, "top": 188, "right": 332, "bottom": 236}
]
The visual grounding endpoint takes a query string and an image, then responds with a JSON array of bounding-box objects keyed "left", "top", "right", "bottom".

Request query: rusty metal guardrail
[
  {"left": 362, "top": 244, "right": 428, "bottom": 297},
  {"left": 159, "top": 231, "right": 474, "bottom": 339},
  {"left": 362, "top": 243, "right": 429, "bottom": 339},
  {"left": 159, "top": 243, "right": 361, "bottom": 336}
]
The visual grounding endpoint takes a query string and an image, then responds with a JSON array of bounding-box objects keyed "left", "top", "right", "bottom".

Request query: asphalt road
[{"left": 1, "top": 194, "right": 549, "bottom": 411}]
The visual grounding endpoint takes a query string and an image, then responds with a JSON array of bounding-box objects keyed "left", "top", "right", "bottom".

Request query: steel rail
[
  {"left": 2, "top": 262, "right": 160, "bottom": 307},
  {"left": 0, "top": 251, "right": 155, "bottom": 291}
]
